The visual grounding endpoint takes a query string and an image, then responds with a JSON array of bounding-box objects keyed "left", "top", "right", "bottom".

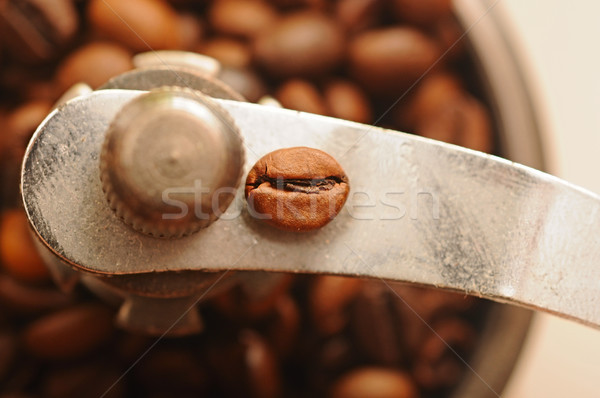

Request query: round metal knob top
[{"left": 100, "top": 87, "right": 244, "bottom": 238}]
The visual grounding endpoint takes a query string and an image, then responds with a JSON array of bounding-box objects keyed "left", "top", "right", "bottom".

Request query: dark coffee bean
[
  {"left": 309, "top": 275, "right": 362, "bottom": 335},
  {"left": 240, "top": 330, "right": 281, "bottom": 398},
  {"left": 334, "top": 0, "right": 383, "bottom": 34},
  {"left": 391, "top": 0, "right": 452, "bottom": 25},
  {"left": 87, "top": 0, "right": 183, "bottom": 52},
  {"left": 415, "top": 94, "right": 493, "bottom": 153},
  {"left": 324, "top": 80, "right": 372, "bottom": 124},
  {"left": 413, "top": 319, "right": 475, "bottom": 390},
  {"left": 201, "top": 38, "right": 252, "bottom": 69},
  {"left": 0, "top": 0, "right": 78, "bottom": 63},
  {"left": 253, "top": 12, "right": 345, "bottom": 78},
  {"left": 42, "top": 361, "right": 125, "bottom": 398},
  {"left": 276, "top": 79, "right": 329, "bottom": 116},
  {"left": 208, "top": 0, "right": 277, "bottom": 39},
  {"left": 348, "top": 27, "right": 440, "bottom": 96},
  {"left": 0, "top": 209, "right": 50, "bottom": 283},
  {"left": 351, "top": 282, "right": 403, "bottom": 366},
  {"left": 218, "top": 67, "right": 267, "bottom": 103},
  {"left": 55, "top": 42, "right": 133, "bottom": 91},
  {"left": 245, "top": 147, "right": 350, "bottom": 231},
  {"left": 23, "top": 303, "right": 115, "bottom": 360},
  {"left": 330, "top": 367, "right": 419, "bottom": 398},
  {"left": 0, "top": 274, "right": 73, "bottom": 313},
  {"left": 432, "top": 17, "right": 467, "bottom": 61},
  {"left": 265, "top": 294, "right": 300, "bottom": 356}
]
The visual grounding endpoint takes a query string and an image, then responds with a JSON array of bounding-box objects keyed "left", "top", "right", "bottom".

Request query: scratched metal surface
[{"left": 22, "top": 90, "right": 600, "bottom": 328}]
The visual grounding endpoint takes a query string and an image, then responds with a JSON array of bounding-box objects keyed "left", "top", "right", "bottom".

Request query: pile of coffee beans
[{"left": 0, "top": 0, "right": 495, "bottom": 397}]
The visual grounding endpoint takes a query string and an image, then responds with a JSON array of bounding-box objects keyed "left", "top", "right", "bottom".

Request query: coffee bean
[
  {"left": 266, "top": 294, "right": 300, "bottom": 356},
  {"left": 324, "top": 80, "right": 372, "bottom": 124},
  {"left": 42, "top": 361, "right": 125, "bottom": 398},
  {"left": 0, "top": 330, "right": 17, "bottom": 381},
  {"left": 348, "top": 27, "right": 440, "bottom": 95},
  {"left": 391, "top": 0, "right": 453, "bottom": 25},
  {"left": 432, "top": 17, "right": 467, "bottom": 61},
  {"left": 209, "top": 0, "right": 278, "bottom": 40},
  {"left": 23, "top": 303, "right": 115, "bottom": 360},
  {"left": 416, "top": 94, "right": 493, "bottom": 153},
  {"left": 245, "top": 147, "right": 350, "bottom": 231},
  {"left": 351, "top": 282, "right": 403, "bottom": 366},
  {"left": 4, "top": 100, "right": 52, "bottom": 155},
  {"left": 0, "top": 209, "right": 50, "bottom": 283},
  {"left": 201, "top": 38, "right": 252, "bottom": 69},
  {"left": 413, "top": 319, "right": 475, "bottom": 389},
  {"left": 334, "top": 0, "right": 383, "bottom": 34},
  {"left": 55, "top": 42, "right": 133, "bottom": 91},
  {"left": 218, "top": 67, "right": 267, "bottom": 102},
  {"left": 276, "top": 79, "right": 328, "bottom": 116},
  {"left": 240, "top": 330, "right": 281, "bottom": 398},
  {"left": 0, "top": 0, "right": 78, "bottom": 63},
  {"left": 309, "top": 275, "right": 362, "bottom": 335},
  {"left": 253, "top": 12, "right": 345, "bottom": 78},
  {"left": 176, "top": 12, "right": 204, "bottom": 51},
  {"left": 87, "top": 0, "right": 182, "bottom": 52},
  {"left": 0, "top": 274, "right": 73, "bottom": 313},
  {"left": 330, "top": 367, "right": 419, "bottom": 398}
]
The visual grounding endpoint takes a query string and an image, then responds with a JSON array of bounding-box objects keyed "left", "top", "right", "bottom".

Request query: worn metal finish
[{"left": 22, "top": 89, "right": 600, "bottom": 328}]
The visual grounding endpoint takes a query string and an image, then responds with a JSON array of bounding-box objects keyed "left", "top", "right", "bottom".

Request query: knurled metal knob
[{"left": 100, "top": 86, "right": 244, "bottom": 238}]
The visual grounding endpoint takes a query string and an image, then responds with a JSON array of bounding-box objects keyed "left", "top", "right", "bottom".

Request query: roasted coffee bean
[
  {"left": 176, "top": 13, "right": 204, "bottom": 51},
  {"left": 253, "top": 12, "right": 345, "bottom": 78},
  {"left": 0, "top": 274, "right": 73, "bottom": 313},
  {"left": 3, "top": 100, "right": 52, "bottom": 155},
  {"left": 330, "top": 367, "right": 419, "bottom": 398},
  {"left": 55, "top": 42, "right": 133, "bottom": 91},
  {"left": 202, "top": 38, "right": 252, "bottom": 69},
  {"left": 276, "top": 79, "right": 329, "bottom": 116},
  {"left": 0, "top": 0, "right": 78, "bottom": 63},
  {"left": 309, "top": 275, "right": 362, "bottom": 335},
  {"left": 349, "top": 27, "right": 440, "bottom": 95},
  {"left": 413, "top": 319, "right": 476, "bottom": 390},
  {"left": 265, "top": 294, "right": 300, "bottom": 356},
  {"left": 208, "top": 0, "right": 277, "bottom": 39},
  {"left": 432, "top": 17, "right": 467, "bottom": 61},
  {"left": 0, "top": 209, "right": 50, "bottom": 283},
  {"left": 240, "top": 330, "right": 281, "bottom": 398},
  {"left": 334, "top": 0, "right": 383, "bottom": 34},
  {"left": 245, "top": 147, "right": 350, "bottom": 231},
  {"left": 392, "top": 0, "right": 452, "bottom": 25},
  {"left": 87, "top": 0, "right": 182, "bottom": 52},
  {"left": 351, "top": 282, "right": 403, "bottom": 366},
  {"left": 218, "top": 67, "right": 267, "bottom": 102},
  {"left": 23, "top": 303, "right": 114, "bottom": 360},
  {"left": 416, "top": 94, "right": 493, "bottom": 153},
  {"left": 42, "top": 361, "right": 125, "bottom": 398},
  {"left": 324, "top": 80, "right": 372, "bottom": 124}
]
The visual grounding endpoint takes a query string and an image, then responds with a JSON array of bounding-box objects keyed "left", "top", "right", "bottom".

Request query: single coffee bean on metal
[{"left": 245, "top": 147, "right": 349, "bottom": 231}]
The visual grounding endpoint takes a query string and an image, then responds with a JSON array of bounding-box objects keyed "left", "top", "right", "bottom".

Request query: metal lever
[{"left": 22, "top": 86, "right": 600, "bottom": 330}]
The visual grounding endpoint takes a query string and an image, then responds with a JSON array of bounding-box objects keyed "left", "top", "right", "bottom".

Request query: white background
[{"left": 492, "top": 1, "right": 600, "bottom": 397}]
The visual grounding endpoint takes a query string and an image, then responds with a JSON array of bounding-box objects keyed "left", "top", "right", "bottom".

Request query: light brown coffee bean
[
  {"left": 309, "top": 275, "right": 362, "bottom": 335},
  {"left": 23, "top": 303, "right": 114, "bottom": 360},
  {"left": 330, "top": 367, "right": 419, "bottom": 398},
  {"left": 432, "top": 17, "right": 467, "bottom": 61},
  {"left": 55, "top": 42, "right": 133, "bottom": 91},
  {"left": 0, "top": 209, "right": 50, "bottom": 283},
  {"left": 218, "top": 67, "right": 267, "bottom": 103},
  {"left": 348, "top": 27, "right": 440, "bottom": 95},
  {"left": 391, "top": 0, "right": 452, "bottom": 25},
  {"left": 209, "top": 0, "right": 277, "bottom": 39},
  {"left": 0, "top": 0, "right": 78, "bottom": 63},
  {"left": 253, "top": 12, "right": 345, "bottom": 78},
  {"left": 240, "top": 330, "right": 281, "bottom": 398},
  {"left": 176, "top": 13, "right": 204, "bottom": 51},
  {"left": 324, "top": 80, "right": 372, "bottom": 124},
  {"left": 87, "top": 0, "right": 182, "bottom": 52},
  {"left": 396, "top": 72, "right": 464, "bottom": 129},
  {"left": 415, "top": 94, "right": 493, "bottom": 153},
  {"left": 276, "top": 79, "right": 328, "bottom": 116},
  {"left": 201, "top": 38, "right": 252, "bottom": 69},
  {"left": 4, "top": 100, "right": 52, "bottom": 153},
  {"left": 245, "top": 147, "right": 350, "bottom": 231}
]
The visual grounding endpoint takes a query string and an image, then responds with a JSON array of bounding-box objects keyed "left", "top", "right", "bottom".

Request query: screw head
[{"left": 100, "top": 87, "right": 244, "bottom": 238}]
